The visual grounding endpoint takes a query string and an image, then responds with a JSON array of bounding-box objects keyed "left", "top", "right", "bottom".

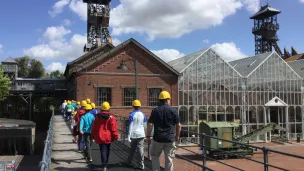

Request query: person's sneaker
[{"left": 102, "top": 167, "right": 107, "bottom": 171}]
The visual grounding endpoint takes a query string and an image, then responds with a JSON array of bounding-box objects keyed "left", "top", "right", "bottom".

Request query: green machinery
[{"left": 199, "top": 121, "right": 288, "bottom": 159}]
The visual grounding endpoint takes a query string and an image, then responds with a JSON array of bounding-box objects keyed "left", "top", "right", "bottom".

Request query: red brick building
[{"left": 64, "top": 38, "right": 179, "bottom": 117}]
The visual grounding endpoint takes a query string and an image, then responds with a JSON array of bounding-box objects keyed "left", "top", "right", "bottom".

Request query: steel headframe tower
[
  {"left": 250, "top": 3, "right": 283, "bottom": 57},
  {"left": 83, "top": 0, "right": 112, "bottom": 52}
]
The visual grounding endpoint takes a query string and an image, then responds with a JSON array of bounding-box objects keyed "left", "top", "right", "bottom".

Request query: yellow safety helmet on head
[
  {"left": 158, "top": 91, "right": 171, "bottom": 100},
  {"left": 81, "top": 100, "right": 87, "bottom": 107},
  {"left": 101, "top": 102, "right": 110, "bottom": 111},
  {"left": 77, "top": 101, "right": 80, "bottom": 105},
  {"left": 91, "top": 103, "right": 96, "bottom": 109},
  {"left": 85, "top": 104, "right": 92, "bottom": 110},
  {"left": 132, "top": 100, "right": 141, "bottom": 107},
  {"left": 64, "top": 100, "right": 67, "bottom": 102},
  {"left": 67, "top": 101, "right": 71, "bottom": 104},
  {"left": 86, "top": 98, "right": 91, "bottom": 104}
]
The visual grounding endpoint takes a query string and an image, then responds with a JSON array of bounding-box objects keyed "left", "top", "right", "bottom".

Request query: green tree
[
  {"left": 15, "top": 56, "right": 30, "bottom": 78},
  {"left": 15, "top": 56, "right": 45, "bottom": 78},
  {"left": 28, "top": 59, "right": 45, "bottom": 78},
  {"left": 0, "top": 70, "right": 12, "bottom": 101},
  {"left": 49, "top": 70, "right": 64, "bottom": 78}
]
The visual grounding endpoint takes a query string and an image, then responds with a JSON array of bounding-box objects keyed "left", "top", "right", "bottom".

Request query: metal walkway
[
  {"left": 51, "top": 115, "right": 159, "bottom": 171},
  {"left": 51, "top": 115, "right": 89, "bottom": 171},
  {"left": 89, "top": 141, "right": 158, "bottom": 171}
]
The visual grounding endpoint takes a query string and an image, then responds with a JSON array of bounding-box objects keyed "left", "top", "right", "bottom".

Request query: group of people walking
[{"left": 61, "top": 90, "right": 181, "bottom": 171}]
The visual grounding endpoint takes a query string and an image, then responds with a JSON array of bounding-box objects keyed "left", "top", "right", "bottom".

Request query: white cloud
[
  {"left": 69, "top": 0, "right": 87, "bottom": 21},
  {"left": 24, "top": 26, "right": 86, "bottom": 60},
  {"left": 151, "top": 49, "right": 185, "bottom": 62},
  {"left": 203, "top": 39, "right": 209, "bottom": 44},
  {"left": 63, "top": 19, "right": 72, "bottom": 26},
  {"left": 112, "top": 38, "right": 121, "bottom": 46},
  {"left": 211, "top": 42, "right": 246, "bottom": 62},
  {"left": 300, "top": 0, "right": 304, "bottom": 3},
  {"left": 46, "top": 62, "right": 66, "bottom": 72},
  {"left": 49, "top": 0, "right": 70, "bottom": 17},
  {"left": 242, "top": 0, "right": 260, "bottom": 13},
  {"left": 110, "top": 0, "right": 260, "bottom": 41}
]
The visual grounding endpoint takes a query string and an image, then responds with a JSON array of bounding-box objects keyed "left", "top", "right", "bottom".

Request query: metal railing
[
  {"left": 115, "top": 115, "right": 152, "bottom": 159},
  {"left": 39, "top": 111, "right": 55, "bottom": 171},
  {"left": 114, "top": 115, "right": 304, "bottom": 171}
]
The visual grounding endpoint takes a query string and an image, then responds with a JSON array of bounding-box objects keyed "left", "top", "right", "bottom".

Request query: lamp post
[{"left": 117, "top": 59, "right": 139, "bottom": 99}]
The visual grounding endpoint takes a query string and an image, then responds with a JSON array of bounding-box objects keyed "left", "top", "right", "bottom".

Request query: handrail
[
  {"left": 114, "top": 115, "right": 304, "bottom": 171},
  {"left": 39, "top": 110, "right": 55, "bottom": 171}
]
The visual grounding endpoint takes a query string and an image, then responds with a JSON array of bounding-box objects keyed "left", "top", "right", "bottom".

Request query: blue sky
[{"left": 0, "top": 0, "right": 303, "bottom": 73}]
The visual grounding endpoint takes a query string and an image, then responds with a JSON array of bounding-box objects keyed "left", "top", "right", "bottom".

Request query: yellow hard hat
[
  {"left": 132, "top": 100, "right": 141, "bottom": 107},
  {"left": 67, "top": 101, "right": 71, "bottom": 104},
  {"left": 85, "top": 104, "right": 92, "bottom": 110},
  {"left": 101, "top": 102, "right": 110, "bottom": 111},
  {"left": 64, "top": 100, "right": 67, "bottom": 102},
  {"left": 81, "top": 100, "right": 87, "bottom": 107},
  {"left": 158, "top": 91, "right": 171, "bottom": 100},
  {"left": 91, "top": 103, "right": 96, "bottom": 109},
  {"left": 77, "top": 101, "right": 80, "bottom": 105},
  {"left": 86, "top": 98, "right": 91, "bottom": 104}
]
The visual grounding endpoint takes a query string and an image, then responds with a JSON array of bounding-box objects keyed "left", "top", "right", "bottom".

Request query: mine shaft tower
[
  {"left": 250, "top": 3, "right": 283, "bottom": 57},
  {"left": 83, "top": 0, "right": 112, "bottom": 52}
]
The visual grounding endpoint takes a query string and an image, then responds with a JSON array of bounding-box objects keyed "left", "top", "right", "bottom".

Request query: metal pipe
[
  {"left": 29, "top": 93, "right": 32, "bottom": 121},
  {"left": 135, "top": 59, "right": 139, "bottom": 99},
  {"left": 263, "top": 147, "right": 269, "bottom": 171},
  {"left": 202, "top": 133, "right": 207, "bottom": 171}
]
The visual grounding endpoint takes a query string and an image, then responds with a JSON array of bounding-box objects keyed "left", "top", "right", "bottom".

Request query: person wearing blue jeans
[
  {"left": 91, "top": 102, "right": 119, "bottom": 171},
  {"left": 80, "top": 104, "right": 95, "bottom": 162},
  {"left": 99, "top": 144, "right": 111, "bottom": 168}
]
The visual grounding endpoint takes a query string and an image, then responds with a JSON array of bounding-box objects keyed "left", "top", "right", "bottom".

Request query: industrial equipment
[
  {"left": 83, "top": 0, "right": 112, "bottom": 52},
  {"left": 199, "top": 121, "right": 288, "bottom": 159},
  {"left": 0, "top": 118, "right": 36, "bottom": 156}
]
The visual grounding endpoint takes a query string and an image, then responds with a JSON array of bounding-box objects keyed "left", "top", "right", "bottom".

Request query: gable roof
[
  {"left": 229, "top": 52, "right": 273, "bottom": 77},
  {"left": 168, "top": 48, "right": 210, "bottom": 73},
  {"left": 250, "top": 4, "right": 281, "bottom": 19},
  {"left": 69, "top": 43, "right": 115, "bottom": 66},
  {"left": 284, "top": 54, "right": 304, "bottom": 62},
  {"left": 64, "top": 43, "right": 115, "bottom": 76},
  {"left": 68, "top": 38, "right": 179, "bottom": 76},
  {"left": 265, "top": 96, "right": 288, "bottom": 107},
  {"left": 287, "top": 59, "right": 304, "bottom": 79},
  {"left": 1, "top": 56, "right": 17, "bottom": 64}
]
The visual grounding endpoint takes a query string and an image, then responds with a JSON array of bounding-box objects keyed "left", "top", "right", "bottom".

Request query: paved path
[
  {"left": 51, "top": 115, "right": 89, "bottom": 170},
  {"left": 51, "top": 114, "right": 162, "bottom": 171}
]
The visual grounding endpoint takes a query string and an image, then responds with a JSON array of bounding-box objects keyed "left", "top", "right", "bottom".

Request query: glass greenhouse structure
[{"left": 168, "top": 48, "right": 303, "bottom": 142}]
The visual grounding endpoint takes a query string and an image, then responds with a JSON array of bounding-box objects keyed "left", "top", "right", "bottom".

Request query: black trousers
[{"left": 83, "top": 133, "right": 93, "bottom": 159}]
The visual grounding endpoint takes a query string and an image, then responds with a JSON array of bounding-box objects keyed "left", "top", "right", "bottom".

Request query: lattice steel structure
[
  {"left": 250, "top": 4, "right": 282, "bottom": 57},
  {"left": 168, "top": 49, "right": 303, "bottom": 142},
  {"left": 83, "top": 0, "right": 112, "bottom": 52}
]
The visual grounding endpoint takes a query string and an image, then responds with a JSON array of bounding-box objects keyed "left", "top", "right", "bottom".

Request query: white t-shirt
[{"left": 128, "top": 110, "right": 147, "bottom": 140}]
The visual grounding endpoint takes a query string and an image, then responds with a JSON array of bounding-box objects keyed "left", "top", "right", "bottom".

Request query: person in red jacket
[
  {"left": 92, "top": 102, "right": 118, "bottom": 171},
  {"left": 75, "top": 100, "right": 87, "bottom": 151}
]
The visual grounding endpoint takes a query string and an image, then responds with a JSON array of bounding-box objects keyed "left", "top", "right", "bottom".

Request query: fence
[
  {"left": 39, "top": 110, "right": 55, "bottom": 171},
  {"left": 115, "top": 115, "right": 304, "bottom": 171}
]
